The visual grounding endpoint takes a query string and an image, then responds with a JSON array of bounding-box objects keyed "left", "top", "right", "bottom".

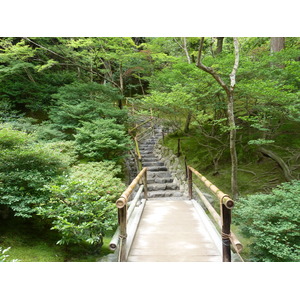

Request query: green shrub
[
  {"left": 47, "top": 82, "right": 128, "bottom": 140},
  {"left": 0, "top": 127, "right": 70, "bottom": 218},
  {"left": 37, "top": 162, "right": 125, "bottom": 246},
  {"left": 234, "top": 180, "right": 300, "bottom": 262},
  {"left": 74, "top": 118, "right": 131, "bottom": 162}
]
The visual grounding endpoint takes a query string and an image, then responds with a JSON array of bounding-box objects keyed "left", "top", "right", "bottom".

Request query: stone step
[
  {"left": 147, "top": 171, "right": 172, "bottom": 178},
  {"left": 139, "top": 147, "right": 155, "bottom": 151},
  {"left": 140, "top": 150, "right": 153, "bottom": 154},
  {"left": 142, "top": 161, "right": 164, "bottom": 167},
  {"left": 140, "top": 141, "right": 156, "bottom": 145},
  {"left": 147, "top": 183, "right": 179, "bottom": 191},
  {"left": 147, "top": 190, "right": 183, "bottom": 198},
  {"left": 147, "top": 177, "right": 174, "bottom": 184},
  {"left": 142, "top": 157, "right": 159, "bottom": 162},
  {"left": 147, "top": 166, "right": 168, "bottom": 172}
]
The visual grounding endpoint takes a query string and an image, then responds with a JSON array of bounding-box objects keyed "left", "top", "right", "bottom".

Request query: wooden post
[
  {"left": 188, "top": 167, "right": 193, "bottom": 199},
  {"left": 221, "top": 204, "right": 231, "bottom": 262},
  {"left": 162, "top": 129, "right": 164, "bottom": 143},
  {"left": 118, "top": 206, "right": 127, "bottom": 262},
  {"left": 143, "top": 171, "right": 148, "bottom": 200},
  {"left": 184, "top": 156, "right": 188, "bottom": 180}
]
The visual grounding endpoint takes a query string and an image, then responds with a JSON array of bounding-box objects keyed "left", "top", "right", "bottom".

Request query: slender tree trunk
[
  {"left": 182, "top": 37, "right": 191, "bottom": 64},
  {"left": 181, "top": 37, "right": 192, "bottom": 133},
  {"left": 119, "top": 63, "right": 124, "bottom": 109},
  {"left": 270, "top": 37, "right": 285, "bottom": 53},
  {"left": 228, "top": 37, "right": 240, "bottom": 200},
  {"left": 216, "top": 37, "right": 224, "bottom": 55},
  {"left": 197, "top": 37, "right": 240, "bottom": 200},
  {"left": 227, "top": 95, "right": 238, "bottom": 199}
]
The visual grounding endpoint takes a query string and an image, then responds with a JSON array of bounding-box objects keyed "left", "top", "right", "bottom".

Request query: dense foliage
[
  {"left": 0, "top": 127, "right": 70, "bottom": 218},
  {"left": 234, "top": 181, "right": 300, "bottom": 262},
  {"left": 74, "top": 119, "right": 131, "bottom": 161},
  {"left": 37, "top": 162, "right": 125, "bottom": 246}
]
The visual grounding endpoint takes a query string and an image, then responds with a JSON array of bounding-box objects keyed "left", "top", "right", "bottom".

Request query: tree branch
[{"left": 196, "top": 37, "right": 230, "bottom": 97}]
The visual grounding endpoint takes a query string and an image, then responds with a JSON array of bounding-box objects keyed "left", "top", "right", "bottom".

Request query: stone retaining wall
[{"left": 153, "top": 143, "right": 189, "bottom": 197}]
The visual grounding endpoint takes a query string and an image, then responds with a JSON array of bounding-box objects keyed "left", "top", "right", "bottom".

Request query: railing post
[
  {"left": 143, "top": 170, "right": 148, "bottom": 200},
  {"left": 162, "top": 129, "right": 165, "bottom": 143},
  {"left": 184, "top": 155, "right": 187, "bottom": 180},
  {"left": 221, "top": 204, "right": 232, "bottom": 262},
  {"left": 188, "top": 167, "right": 193, "bottom": 199},
  {"left": 118, "top": 205, "right": 127, "bottom": 262}
]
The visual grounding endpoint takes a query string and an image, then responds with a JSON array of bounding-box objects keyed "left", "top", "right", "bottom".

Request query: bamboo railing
[
  {"left": 113, "top": 167, "right": 148, "bottom": 262},
  {"left": 187, "top": 166, "right": 243, "bottom": 262}
]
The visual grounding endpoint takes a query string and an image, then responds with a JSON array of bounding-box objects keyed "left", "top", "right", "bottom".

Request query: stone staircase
[{"left": 139, "top": 127, "right": 186, "bottom": 201}]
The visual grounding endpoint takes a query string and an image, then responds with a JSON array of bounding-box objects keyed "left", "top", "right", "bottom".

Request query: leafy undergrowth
[
  {"left": 0, "top": 215, "right": 114, "bottom": 262},
  {"left": 162, "top": 126, "right": 296, "bottom": 197}
]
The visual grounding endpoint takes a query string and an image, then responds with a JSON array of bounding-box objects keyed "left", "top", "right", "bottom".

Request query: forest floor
[{"left": 0, "top": 216, "right": 114, "bottom": 262}]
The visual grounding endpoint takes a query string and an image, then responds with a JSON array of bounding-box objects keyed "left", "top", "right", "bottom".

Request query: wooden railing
[
  {"left": 187, "top": 166, "right": 243, "bottom": 262},
  {"left": 110, "top": 167, "right": 148, "bottom": 262}
]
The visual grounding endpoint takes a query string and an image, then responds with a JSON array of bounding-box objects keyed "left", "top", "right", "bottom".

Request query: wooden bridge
[{"left": 110, "top": 121, "right": 243, "bottom": 262}]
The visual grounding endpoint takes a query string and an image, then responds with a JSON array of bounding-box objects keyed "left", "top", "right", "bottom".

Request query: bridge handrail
[
  {"left": 109, "top": 185, "right": 144, "bottom": 251},
  {"left": 128, "top": 117, "right": 154, "bottom": 134},
  {"left": 114, "top": 167, "right": 148, "bottom": 262},
  {"left": 187, "top": 165, "right": 241, "bottom": 262},
  {"left": 188, "top": 166, "right": 234, "bottom": 209},
  {"left": 193, "top": 185, "right": 243, "bottom": 254}
]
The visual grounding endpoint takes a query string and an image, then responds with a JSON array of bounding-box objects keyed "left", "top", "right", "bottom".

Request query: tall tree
[{"left": 197, "top": 37, "right": 240, "bottom": 200}]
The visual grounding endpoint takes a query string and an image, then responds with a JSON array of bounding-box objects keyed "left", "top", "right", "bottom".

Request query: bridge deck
[{"left": 127, "top": 199, "right": 222, "bottom": 262}]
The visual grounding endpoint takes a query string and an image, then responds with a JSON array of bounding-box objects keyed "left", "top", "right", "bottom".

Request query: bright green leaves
[
  {"left": 234, "top": 180, "right": 300, "bottom": 262},
  {"left": 37, "top": 162, "right": 125, "bottom": 246},
  {"left": 43, "top": 82, "right": 127, "bottom": 140},
  {"left": 74, "top": 119, "right": 131, "bottom": 162},
  {"left": 0, "top": 127, "right": 70, "bottom": 218}
]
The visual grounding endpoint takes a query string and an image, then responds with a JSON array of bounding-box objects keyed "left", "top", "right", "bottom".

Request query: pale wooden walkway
[{"left": 127, "top": 199, "right": 222, "bottom": 262}]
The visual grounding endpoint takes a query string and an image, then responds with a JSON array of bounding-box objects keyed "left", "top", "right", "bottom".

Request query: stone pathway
[{"left": 126, "top": 127, "right": 222, "bottom": 262}]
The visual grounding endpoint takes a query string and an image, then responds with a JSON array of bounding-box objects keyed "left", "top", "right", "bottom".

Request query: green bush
[
  {"left": 47, "top": 82, "right": 128, "bottom": 140},
  {"left": 0, "top": 127, "right": 70, "bottom": 218},
  {"left": 74, "top": 118, "right": 131, "bottom": 162},
  {"left": 234, "top": 180, "right": 300, "bottom": 262},
  {"left": 37, "top": 162, "right": 125, "bottom": 246}
]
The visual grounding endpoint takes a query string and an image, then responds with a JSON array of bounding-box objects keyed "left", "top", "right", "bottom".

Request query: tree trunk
[
  {"left": 184, "top": 111, "right": 192, "bottom": 133},
  {"left": 216, "top": 37, "right": 224, "bottom": 55},
  {"left": 119, "top": 64, "right": 124, "bottom": 109},
  {"left": 197, "top": 37, "right": 240, "bottom": 200},
  {"left": 227, "top": 95, "right": 238, "bottom": 200},
  {"left": 181, "top": 37, "right": 192, "bottom": 133},
  {"left": 270, "top": 37, "right": 285, "bottom": 53},
  {"left": 182, "top": 37, "right": 191, "bottom": 64},
  {"left": 259, "top": 147, "right": 293, "bottom": 181}
]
